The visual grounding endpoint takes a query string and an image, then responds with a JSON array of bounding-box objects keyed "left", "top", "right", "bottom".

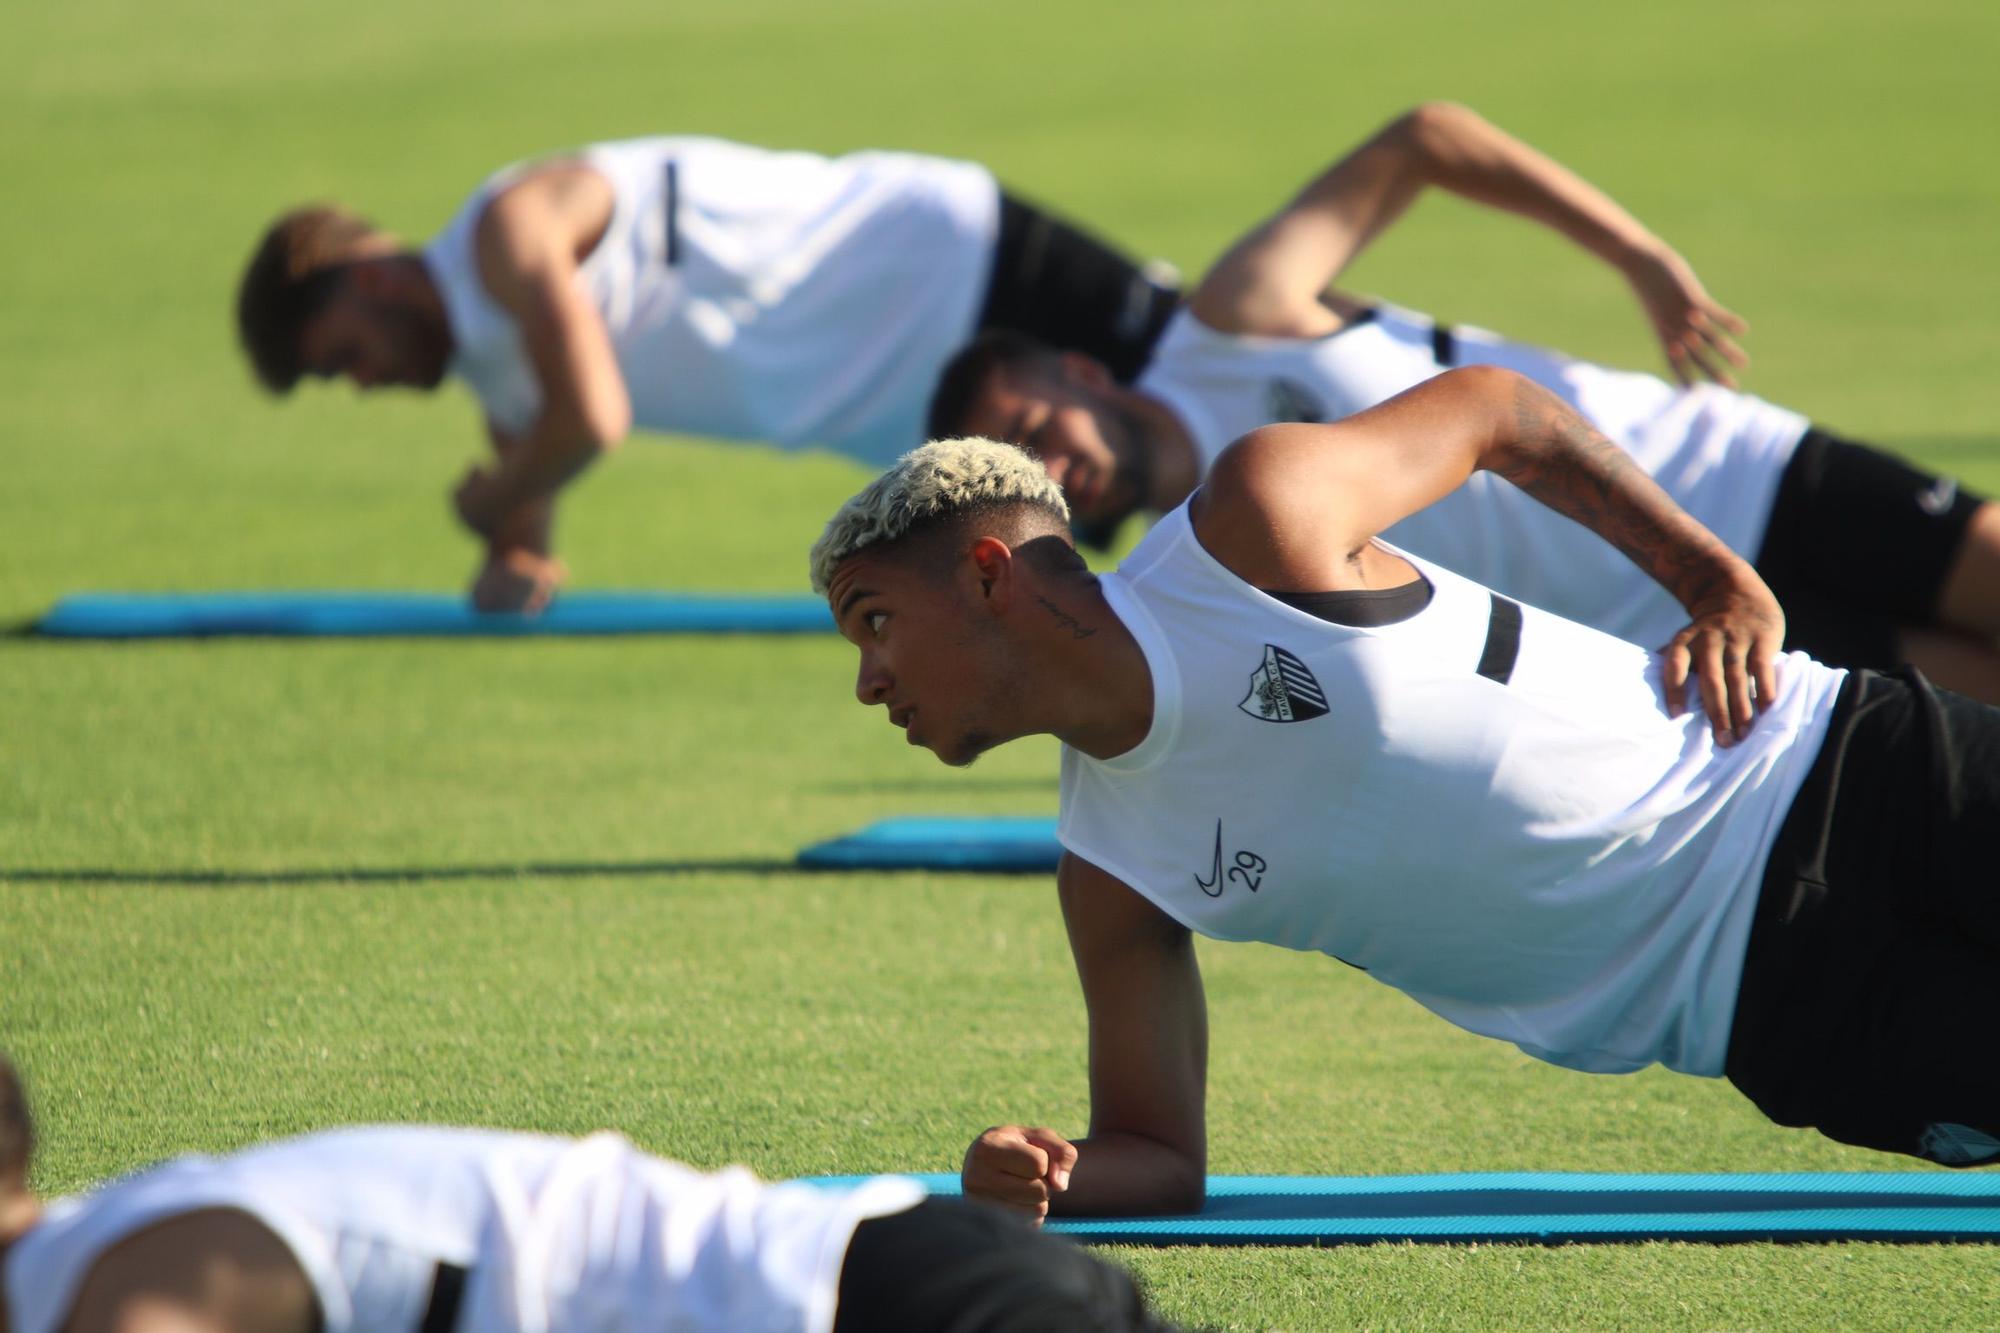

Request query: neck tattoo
[{"left": 1036, "top": 594, "right": 1097, "bottom": 640}]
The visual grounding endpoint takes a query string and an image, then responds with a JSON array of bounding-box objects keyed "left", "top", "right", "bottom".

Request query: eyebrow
[{"left": 837, "top": 587, "right": 878, "bottom": 619}]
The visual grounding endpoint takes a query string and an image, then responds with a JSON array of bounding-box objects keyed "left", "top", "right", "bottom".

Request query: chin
[{"left": 937, "top": 731, "right": 995, "bottom": 769}]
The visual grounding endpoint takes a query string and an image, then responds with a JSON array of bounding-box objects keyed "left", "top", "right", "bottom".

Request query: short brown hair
[
  {"left": 925, "top": 329, "right": 1060, "bottom": 440},
  {"left": 0, "top": 1054, "right": 30, "bottom": 1190},
  {"left": 236, "top": 206, "right": 388, "bottom": 393}
]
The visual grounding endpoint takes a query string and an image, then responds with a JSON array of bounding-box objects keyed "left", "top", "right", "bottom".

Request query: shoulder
[
  {"left": 474, "top": 159, "right": 614, "bottom": 282},
  {"left": 64, "top": 1208, "right": 316, "bottom": 1333},
  {"left": 1188, "top": 422, "right": 1345, "bottom": 579},
  {"left": 1186, "top": 249, "right": 1344, "bottom": 341}
]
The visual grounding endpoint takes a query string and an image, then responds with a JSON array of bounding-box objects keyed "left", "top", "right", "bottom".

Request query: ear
[
  {"left": 965, "top": 535, "right": 1017, "bottom": 613},
  {"left": 1057, "top": 351, "right": 1113, "bottom": 392}
]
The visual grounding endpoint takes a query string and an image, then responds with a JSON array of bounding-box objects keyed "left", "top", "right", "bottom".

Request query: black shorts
[
  {"left": 1725, "top": 667, "right": 2000, "bottom": 1165},
  {"left": 833, "top": 1196, "right": 1166, "bottom": 1331},
  {"left": 977, "top": 193, "right": 1180, "bottom": 382},
  {"left": 1752, "top": 427, "right": 1986, "bottom": 669}
]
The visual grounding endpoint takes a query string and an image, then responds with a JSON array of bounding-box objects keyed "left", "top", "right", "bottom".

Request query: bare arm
[
  {"left": 482, "top": 418, "right": 558, "bottom": 555},
  {"left": 1191, "top": 102, "right": 1747, "bottom": 385},
  {"left": 63, "top": 1210, "right": 317, "bottom": 1333},
  {"left": 1193, "top": 366, "right": 1783, "bottom": 741},
  {"left": 452, "top": 164, "right": 632, "bottom": 537},
  {"left": 962, "top": 853, "right": 1208, "bottom": 1219},
  {"left": 464, "top": 418, "right": 566, "bottom": 613}
]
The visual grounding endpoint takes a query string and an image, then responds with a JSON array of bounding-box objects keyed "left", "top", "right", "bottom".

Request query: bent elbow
[
  {"left": 582, "top": 399, "right": 631, "bottom": 453},
  {"left": 1162, "top": 1168, "right": 1207, "bottom": 1215},
  {"left": 1394, "top": 100, "right": 1481, "bottom": 166},
  {"left": 1434, "top": 364, "right": 1530, "bottom": 416}
]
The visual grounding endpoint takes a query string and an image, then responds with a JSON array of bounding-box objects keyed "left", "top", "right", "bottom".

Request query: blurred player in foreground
[
  {"left": 928, "top": 103, "right": 2000, "bottom": 702},
  {"left": 237, "top": 137, "right": 1177, "bottom": 611},
  {"left": 811, "top": 388, "right": 2000, "bottom": 1219},
  {"left": 0, "top": 1057, "right": 1172, "bottom": 1332}
]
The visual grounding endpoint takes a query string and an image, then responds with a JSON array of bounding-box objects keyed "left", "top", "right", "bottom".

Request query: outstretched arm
[
  {"left": 1191, "top": 102, "right": 1748, "bottom": 386},
  {"left": 452, "top": 164, "right": 632, "bottom": 540},
  {"left": 962, "top": 853, "right": 1207, "bottom": 1220},
  {"left": 1193, "top": 366, "right": 1783, "bottom": 741}
]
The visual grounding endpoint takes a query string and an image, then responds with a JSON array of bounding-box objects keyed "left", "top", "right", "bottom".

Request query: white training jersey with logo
[
  {"left": 1058, "top": 505, "right": 1845, "bottom": 1077},
  {"left": 3, "top": 1126, "right": 922, "bottom": 1333},
  {"left": 424, "top": 136, "right": 1001, "bottom": 462},
  {"left": 1136, "top": 304, "right": 1812, "bottom": 650}
]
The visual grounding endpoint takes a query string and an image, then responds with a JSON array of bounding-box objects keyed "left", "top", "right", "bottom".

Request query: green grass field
[{"left": 4, "top": 0, "right": 1998, "bottom": 1326}]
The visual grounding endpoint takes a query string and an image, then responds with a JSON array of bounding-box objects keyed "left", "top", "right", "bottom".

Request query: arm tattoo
[
  {"left": 1490, "top": 378, "right": 1741, "bottom": 608},
  {"left": 1035, "top": 594, "right": 1099, "bottom": 640}
]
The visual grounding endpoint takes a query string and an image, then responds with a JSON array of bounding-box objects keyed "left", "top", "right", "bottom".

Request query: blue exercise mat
[
  {"left": 796, "top": 816, "right": 1061, "bottom": 871},
  {"left": 32, "top": 591, "right": 835, "bottom": 638},
  {"left": 805, "top": 1173, "right": 2000, "bottom": 1244}
]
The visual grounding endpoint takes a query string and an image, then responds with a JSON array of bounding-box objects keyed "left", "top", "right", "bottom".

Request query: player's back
[{"left": 6, "top": 1126, "right": 920, "bottom": 1333}]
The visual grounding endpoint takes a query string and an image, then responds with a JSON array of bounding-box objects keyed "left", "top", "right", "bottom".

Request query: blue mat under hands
[
  {"left": 805, "top": 1172, "right": 2000, "bottom": 1245},
  {"left": 32, "top": 591, "right": 835, "bottom": 638},
  {"left": 796, "top": 816, "right": 1061, "bottom": 872}
]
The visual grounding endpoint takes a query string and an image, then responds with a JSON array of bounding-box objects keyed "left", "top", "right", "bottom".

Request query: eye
[{"left": 866, "top": 611, "right": 887, "bottom": 636}]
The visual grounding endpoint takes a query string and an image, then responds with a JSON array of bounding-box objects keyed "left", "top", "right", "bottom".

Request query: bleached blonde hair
[{"left": 809, "top": 437, "right": 1070, "bottom": 594}]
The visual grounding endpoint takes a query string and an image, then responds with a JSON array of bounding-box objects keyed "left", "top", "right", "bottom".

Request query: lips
[{"left": 889, "top": 706, "right": 914, "bottom": 730}]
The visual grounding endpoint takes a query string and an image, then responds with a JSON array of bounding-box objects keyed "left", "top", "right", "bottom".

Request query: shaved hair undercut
[{"left": 809, "top": 436, "right": 1072, "bottom": 594}]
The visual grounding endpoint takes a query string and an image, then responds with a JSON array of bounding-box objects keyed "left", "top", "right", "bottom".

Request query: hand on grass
[
  {"left": 962, "top": 1125, "right": 1078, "bottom": 1224},
  {"left": 470, "top": 548, "right": 567, "bottom": 615},
  {"left": 1625, "top": 243, "right": 1750, "bottom": 389},
  {"left": 1659, "top": 574, "right": 1784, "bottom": 746}
]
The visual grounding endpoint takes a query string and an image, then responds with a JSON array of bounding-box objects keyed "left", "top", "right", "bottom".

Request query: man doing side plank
[
  {"left": 929, "top": 104, "right": 2000, "bottom": 701},
  {"left": 814, "top": 373, "right": 2000, "bottom": 1220},
  {"left": 237, "top": 137, "right": 1177, "bottom": 611}
]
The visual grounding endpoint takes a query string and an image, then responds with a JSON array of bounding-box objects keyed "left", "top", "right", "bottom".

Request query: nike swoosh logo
[
  {"left": 1194, "top": 820, "right": 1223, "bottom": 897},
  {"left": 1918, "top": 476, "right": 1959, "bottom": 517}
]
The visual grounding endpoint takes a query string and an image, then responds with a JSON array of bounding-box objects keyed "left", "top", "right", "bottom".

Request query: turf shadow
[{"left": 1, "top": 857, "right": 832, "bottom": 887}]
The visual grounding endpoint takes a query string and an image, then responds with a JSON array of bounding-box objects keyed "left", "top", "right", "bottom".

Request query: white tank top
[
  {"left": 1136, "top": 304, "right": 1812, "bottom": 650},
  {"left": 3, "top": 1126, "right": 922, "bottom": 1333},
  {"left": 423, "top": 137, "right": 1001, "bottom": 462},
  {"left": 1059, "top": 507, "right": 1845, "bottom": 1077}
]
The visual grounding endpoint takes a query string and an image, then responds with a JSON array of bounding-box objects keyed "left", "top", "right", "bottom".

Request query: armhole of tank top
[
  {"left": 1262, "top": 576, "right": 1433, "bottom": 627},
  {"left": 1310, "top": 304, "right": 1379, "bottom": 343}
]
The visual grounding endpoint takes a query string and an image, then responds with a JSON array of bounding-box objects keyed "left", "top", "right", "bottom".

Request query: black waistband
[{"left": 419, "top": 1262, "right": 467, "bottom": 1333}]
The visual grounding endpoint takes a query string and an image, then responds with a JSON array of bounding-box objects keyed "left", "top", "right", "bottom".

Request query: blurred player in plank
[
  {"left": 0, "top": 1056, "right": 1174, "bottom": 1332},
  {"left": 929, "top": 104, "right": 2000, "bottom": 701},
  {"left": 237, "top": 138, "right": 1178, "bottom": 611}
]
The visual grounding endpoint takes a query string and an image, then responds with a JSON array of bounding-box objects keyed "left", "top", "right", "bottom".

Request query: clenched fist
[
  {"left": 962, "top": 1125, "right": 1078, "bottom": 1223},
  {"left": 470, "top": 547, "right": 567, "bottom": 614}
]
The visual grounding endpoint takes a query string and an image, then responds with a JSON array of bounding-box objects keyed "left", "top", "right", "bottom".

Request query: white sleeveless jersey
[
  {"left": 424, "top": 137, "right": 1000, "bottom": 462},
  {"left": 1059, "top": 507, "right": 1845, "bottom": 1076},
  {"left": 4, "top": 1126, "right": 921, "bottom": 1333},
  {"left": 1136, "top": 304, "right": 1812, "bottom": 649}
]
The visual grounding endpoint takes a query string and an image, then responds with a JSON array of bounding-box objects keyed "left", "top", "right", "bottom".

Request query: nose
[{"left": 854, "top": 653, "right": 891, "bottom": 707}]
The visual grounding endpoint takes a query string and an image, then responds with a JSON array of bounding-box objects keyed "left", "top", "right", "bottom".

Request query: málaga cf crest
[{"left": 1238, "top": 645, "right": 1329, "bottom": 723}]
